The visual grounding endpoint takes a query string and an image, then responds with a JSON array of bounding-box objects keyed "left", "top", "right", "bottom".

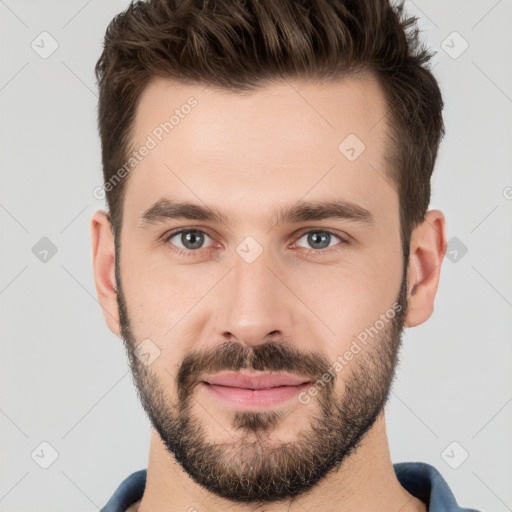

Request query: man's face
[{"left": 115, "top": 75, "right": 407, "bottom": 502}]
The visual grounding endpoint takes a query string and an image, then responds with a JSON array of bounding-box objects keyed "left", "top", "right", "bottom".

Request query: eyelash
[{"left": 162, "top": 228, "right": 350, "bottom": 257}]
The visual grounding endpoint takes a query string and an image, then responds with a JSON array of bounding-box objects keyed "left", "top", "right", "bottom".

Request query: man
[{"left": 91, "top": 0, "right": 480, "bottom": 511}]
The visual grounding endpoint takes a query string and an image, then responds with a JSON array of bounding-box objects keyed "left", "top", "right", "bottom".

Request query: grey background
[{"left": 0, "top": 1, "right": 511, "bottom": 511}]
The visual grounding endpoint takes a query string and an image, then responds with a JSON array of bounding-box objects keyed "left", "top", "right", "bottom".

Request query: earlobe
[
  {"left": 90, "top": 210, "right": 121, "bottom": 336},
  {"left": 404, "top": 210, "right": 447, "bottom": 328}
]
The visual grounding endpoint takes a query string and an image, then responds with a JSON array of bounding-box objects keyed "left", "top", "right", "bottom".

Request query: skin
[{"left": 91, "top": 74, "right": 446, "bottom": 512}]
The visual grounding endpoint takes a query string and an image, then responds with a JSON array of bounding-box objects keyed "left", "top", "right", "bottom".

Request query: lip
[
  {"left": 203, "top": 371, "right": 311, "bottom": 389},
  {"left": 200, "top": 372, "right": 312, "bottom": 411}
]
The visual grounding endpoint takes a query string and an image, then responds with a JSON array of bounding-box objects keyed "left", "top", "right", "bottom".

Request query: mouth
[{"left": 200, "top": 371, "right": 312, "bottom": 410}]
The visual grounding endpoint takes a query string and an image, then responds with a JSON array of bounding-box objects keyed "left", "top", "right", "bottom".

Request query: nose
[{"left": 214, "top": 248, "right": 295, "bottom": 348}]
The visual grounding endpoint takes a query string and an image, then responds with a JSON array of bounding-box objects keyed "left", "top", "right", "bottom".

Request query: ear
[
  {"left": 404, "top": 209, "right": 447, "bottom": 328},
  {"left": 90, "top": 210, "right": 121, "bottom": 336}
]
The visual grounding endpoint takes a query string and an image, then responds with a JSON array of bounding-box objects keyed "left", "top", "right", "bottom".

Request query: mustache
[{"left": 175, "top": 340, "right": 333, "bottom": 402}]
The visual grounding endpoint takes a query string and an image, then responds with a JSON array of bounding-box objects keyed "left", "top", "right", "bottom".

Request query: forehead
[{"left": 124, "top": 75, "right": 396, "bottom": 227}]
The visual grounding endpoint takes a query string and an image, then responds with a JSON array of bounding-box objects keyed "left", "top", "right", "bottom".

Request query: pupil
[
  {"left": 179, "top": 231, "right": 331, "bottom": 251},
  {"left": 183, "top": 230, "right": 203, "bottom": 249},
  {"left": 309, "top": 232, "right": 329, "bottom": 249}
]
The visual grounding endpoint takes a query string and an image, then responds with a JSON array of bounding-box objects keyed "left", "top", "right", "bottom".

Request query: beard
[{"left": 115, "top": 255, "right": 409, "bottom": 504}]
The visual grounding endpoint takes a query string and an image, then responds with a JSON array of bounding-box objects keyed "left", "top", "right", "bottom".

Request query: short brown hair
[{"left": 95, "top": 0, "right": 444, "bottom": 263}]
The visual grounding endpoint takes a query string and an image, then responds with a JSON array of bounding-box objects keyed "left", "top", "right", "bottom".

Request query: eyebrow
[{"left": 139, "top": 198, "right": 376, "bottom": 227}]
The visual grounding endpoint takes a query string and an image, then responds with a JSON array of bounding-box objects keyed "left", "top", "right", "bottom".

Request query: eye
[
  {"left": 166, "top": 229, "right": 214, "bottom": 253},
  {"left": 295, "top": 230, "right": 347, "bottom": 251},
  {"left": 163, "top": 227, "right": 348, "bottom": 257}
]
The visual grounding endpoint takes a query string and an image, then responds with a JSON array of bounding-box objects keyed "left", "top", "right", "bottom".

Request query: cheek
[
  {"left": 119, "top": 248, "right": 225, "bottom": 354},
  {"left": 287, "top": 249, "right": 402, "bottom": 346},
  {"left": 298, "top": 250, "right": 400, "bottom": 304}
]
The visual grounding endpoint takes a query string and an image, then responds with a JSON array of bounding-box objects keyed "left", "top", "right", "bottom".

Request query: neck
[{"left": 134, "top": 411, "right": 426, "bottom": 512}]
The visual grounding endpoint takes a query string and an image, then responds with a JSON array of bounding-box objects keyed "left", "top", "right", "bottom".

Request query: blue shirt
[{"left": 100, "top": 461, "right": 481, "bottom": 512}]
